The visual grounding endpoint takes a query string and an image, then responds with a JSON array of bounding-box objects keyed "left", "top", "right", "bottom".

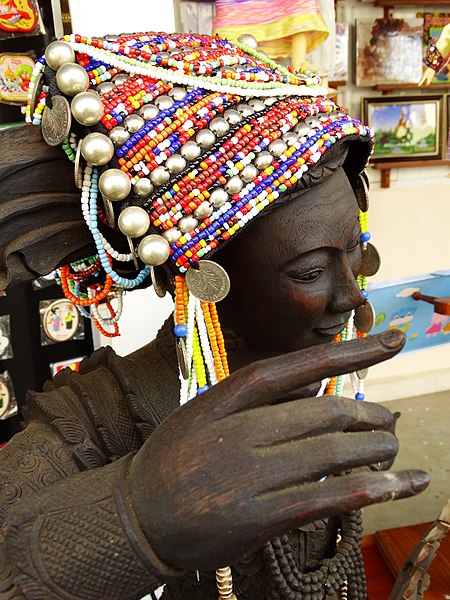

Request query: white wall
[
  {"left": 68, "top": 0, "right": 176, "bottom": 37},
  {"left": 361, "top": 172, "right": 450, "bottom": 402}
]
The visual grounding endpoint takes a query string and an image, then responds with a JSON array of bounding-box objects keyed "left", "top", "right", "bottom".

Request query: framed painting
[
  {"left": 362, "top": 95, "right": 444, "bottom": 161},
  {"left": 355, "top": 18, "right": 423, "bottom": 87}
]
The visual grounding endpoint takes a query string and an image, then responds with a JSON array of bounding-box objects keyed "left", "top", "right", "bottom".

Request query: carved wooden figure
[{"left": 0, "top": 32, "right": 429, "bottom": 600}]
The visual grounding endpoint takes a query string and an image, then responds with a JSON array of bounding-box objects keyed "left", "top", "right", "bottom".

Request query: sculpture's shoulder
[{"left": 25, "top": 324, "right": 180, "bottom": 471}]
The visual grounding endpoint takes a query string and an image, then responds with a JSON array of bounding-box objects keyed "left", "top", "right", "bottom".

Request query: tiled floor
[{"left": 362, "top": 390, "right": 450, "bottom": 535}]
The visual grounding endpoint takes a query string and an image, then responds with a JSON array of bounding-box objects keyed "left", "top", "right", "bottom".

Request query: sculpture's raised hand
[{"left": 129, "top": 329, "right": 429, "bottom": 572}]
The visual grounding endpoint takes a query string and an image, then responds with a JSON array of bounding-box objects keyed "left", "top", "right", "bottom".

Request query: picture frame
[
  {"left": 417, "top": 12, "right": 450, "bottom": 85},
  {"left": 446, "top": 94, "right": 450, "bottom": 159},
  {"left": 355, "top": 18, "right": 423, "bottom": 87},
  {"left": 361, "top": 95, "right": 444, "bottom": 162}
]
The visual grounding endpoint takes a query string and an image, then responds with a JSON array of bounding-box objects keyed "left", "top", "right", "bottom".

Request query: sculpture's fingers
[
  {"left": 238, "top": 396, "right": 394, "bottom": 446},
  {"left": 251, "top": 470, "right": 429, "bottom": 547},
  {"left": 251, "top": 431, "right": 398, "bottom": 491},
  {"left": 205, "top": 330, "right": 405, "bottom": 420}
]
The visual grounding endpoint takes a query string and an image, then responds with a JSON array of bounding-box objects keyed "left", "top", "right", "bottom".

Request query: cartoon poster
[
  {"left": 40, "top": 298, "right": 84, "bottom": 345},
  {"left": 0, "top": 53, "right": 34, "bottom": 103},
  {"left": 417, "top": 12, "right": 450, "bottom": 84},
  {"left": 50, "top": 356, "right": 85, "bottom": 377},
  {"left": 368, "top": 271, "right": 450, "bottom": 352},
  {"left": 0, "top": 370, "right": 17, "bottom": 420},
  {"left": 0, "top": 0, "right": 43, "bottom": 37}
]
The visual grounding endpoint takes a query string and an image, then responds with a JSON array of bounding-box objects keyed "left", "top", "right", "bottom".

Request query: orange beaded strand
[
  {"left": 209, "top": 302, "right": 229, "bottom": 378},
  {"left": 174, "top": 276, "right": 186, "bottom": 327},
  {"left": 60, "top": 265, "right": 114, "bottom": 306},
  {"left": 93, "top": 301, "right": 120, "bottom": 338},
  {"left": 201, "top": 302, "right": 226, "bottom": 382}
]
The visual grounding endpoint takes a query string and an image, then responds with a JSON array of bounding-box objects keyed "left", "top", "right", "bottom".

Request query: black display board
[{"left": 0, "top": 281, "right": 94, "bottom": 444}]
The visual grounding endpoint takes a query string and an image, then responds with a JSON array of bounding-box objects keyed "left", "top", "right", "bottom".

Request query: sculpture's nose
[{"left": 329, "top": 254, "right": 365, "bottom": 315}]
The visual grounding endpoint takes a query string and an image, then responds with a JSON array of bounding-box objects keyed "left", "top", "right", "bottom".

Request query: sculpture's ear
[{"left": 0, "top": 125, "right": 96, "bottom": 289}]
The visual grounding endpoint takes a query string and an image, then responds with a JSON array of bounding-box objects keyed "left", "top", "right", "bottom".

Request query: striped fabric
[{"left": 213, "top": 0, "right": 328, "bottom": 58}]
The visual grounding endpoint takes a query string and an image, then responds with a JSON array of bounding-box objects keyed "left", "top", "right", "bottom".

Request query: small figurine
[{"left": 419, "top": 22, "right": 450, "bottom": 86}]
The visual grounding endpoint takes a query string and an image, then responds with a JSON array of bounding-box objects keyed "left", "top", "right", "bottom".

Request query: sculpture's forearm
[
  {"left": 0, "top": 422, "right": 79, "bottom": 530},
  {"left": 1, "top": 454, "right": 180, "bottom": 599}
]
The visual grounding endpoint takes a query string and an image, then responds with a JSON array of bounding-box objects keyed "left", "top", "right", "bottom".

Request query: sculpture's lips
[{"left": 315, "top": 321, "right": 348, "bottom": 336}]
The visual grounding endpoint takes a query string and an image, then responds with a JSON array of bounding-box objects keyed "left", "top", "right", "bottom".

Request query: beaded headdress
[{"left": 27, "top": 31, "right": 375, "bottom": 405}]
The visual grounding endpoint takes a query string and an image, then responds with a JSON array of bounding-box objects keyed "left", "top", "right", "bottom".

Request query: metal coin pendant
[
  {"left": 29, "top": 69, "right": 43, "bottom": 119},
  {"left": 176, "top": 338, "right": 189, "bottom": 380},
  {"left": 354, "top": 300, "right": 375, "bottom": 334},
  {"left": 101, "top": 194, "right": 115, "bottom": 228},
  {"left": 42, "top": 95, "right": 72, "bottom": 146},
  {"left": 356, "top": 368, "right": 369, "bottom": 380},
  {"left": 360, "top": 243, "right": 381, "bottom": 277},
  {"left": 127, "top": 236, "right": 139, "bottom": 270},
  {"left": 151, "top": 266, "right": 168, "bottom": 298},
  {"left": 74, "top": 143, "right": 85, "bottom": 189},
  {"left": 355, "top": 172, "right": 369, "bottom": 212},
  {"left": 185, "top": 260, "right": 230, "bottom": 303}
]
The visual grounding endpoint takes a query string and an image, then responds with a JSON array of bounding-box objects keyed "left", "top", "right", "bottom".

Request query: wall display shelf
[
  {"left": 374, "top": 159, "right": 450, "bottom": 188},
  {"left": 356, "top": 5, "right": 450, "bottom": 187},
  {"left": 368, "top": 86, "right": 450, "bottom": 185},
  {"left": 375, "top": 83, "right": 450, "bottom": 93},
  {"left": 360, "top": 0, "right": 450, "bottom": 6}
]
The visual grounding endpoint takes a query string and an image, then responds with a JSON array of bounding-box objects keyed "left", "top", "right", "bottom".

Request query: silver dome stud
[
  {"left": 209, "top": 188, "right": 229, "bottom": 208},
  {"left": 124, "top": 114, "right": 145, "bottom": 133},
  {"left": 168, "top": 87, "right": 187, "bottom": 101},
  {"left": 56, "top": 63, "right": 89, "bottom": 96},
  {"left": 154, "top": 95, "right": 174, "bottom": 110},
  {"left": 282, "top": 132, "right": 298, "bottom": 146},
  {"left": 237, "top": 104, "right": 254, "bottom": 118},
  {"left": 194, "top": 201, "right": 213, "bottom": 219},
  {"left": 97, "top": 81, "right": 115, "bottom": 95},
  {"left": 150, "top": 166, "right": 170, "bottom": 187},
  {"left": 224, "top": 109, "right": 242, "bottom": 125},
  {"left": 99, "top": 169, "right": 132, "bottom": 202},
  {"left": 225, "top": 176, "right": 244, "bottom": 194},
  {"left": 118, "top": 206, "right": 150, "bottom": 237},
  {"left": 112, "top": 73, "right": 129, "bottom": 86},
  {"left": 294, "top": 123, "right": 310, "bottom": 137},
  {"left": 248, "top": 98, "right": 265, "bottom": 112},
  {"left": 71, "top": 91, "right": 104, "bottom": 126},
  {"left": 139, "top": 104, "right": 159, "bottom": 121},
  {"left": 134, "top": 177, "right": 154, "bottom": 198},
  {"left": 268, "top": 139, "right": 288, "bottom": 158},
  {"left": 179, "top": 215, "right": 199, "bottom": 233},
  {"left": 180, "top": 140, "right": 201, "bottom": 161},
  {"left": 237, "top": 34, "right": 258, "bottom": 49},
  {"left": 138, "top": 235, "right": 170, "bottom": 266},
  {"left": 166, "top": 154, "right": 187, "bottom": 175},
  {"left": 81, "top": 133, "right": 115, "bottom": 166},
  {"left": 109, "top": 126, "right": 130, "bottom": 147},
  {"left": 241, "top": 164, "right": 258, "bottom": 183},
  {"left": 254, "top": 151, "right": 273, "bottom": 170},
  {"left": 162, "top": 227, "right": 182, "bottom": 244},
  {"left": 209, "top": 117, "right": 230, "bottom": 137},
  {"left": 196, "top": 129, "right": 216, "bottom": 149},
  {"left": 45, "top": 41, "right": 75, "bottom": 70}
]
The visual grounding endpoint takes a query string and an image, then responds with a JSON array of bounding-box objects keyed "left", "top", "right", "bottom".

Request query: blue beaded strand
[{"left": 88, "top": 168, "right": 151, "bottom": 288}]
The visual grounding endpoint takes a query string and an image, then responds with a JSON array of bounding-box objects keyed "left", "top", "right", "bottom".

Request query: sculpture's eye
[{"left": 292, "top": 269, "right": 324, "bottom": 283}]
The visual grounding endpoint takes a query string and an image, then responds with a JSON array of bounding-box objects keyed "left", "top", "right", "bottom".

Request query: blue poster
[{"left": 368, "top": 271, "right": 450, "bottom": 352}]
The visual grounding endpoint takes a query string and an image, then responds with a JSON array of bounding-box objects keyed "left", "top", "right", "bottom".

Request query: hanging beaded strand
[{"left": 324, "top": 203, "right": 372, "bottom": 400}]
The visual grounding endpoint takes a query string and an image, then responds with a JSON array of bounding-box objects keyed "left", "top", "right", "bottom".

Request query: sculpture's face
[{"left": 216, "top": 166, "right": 364, "bottom": 365}]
